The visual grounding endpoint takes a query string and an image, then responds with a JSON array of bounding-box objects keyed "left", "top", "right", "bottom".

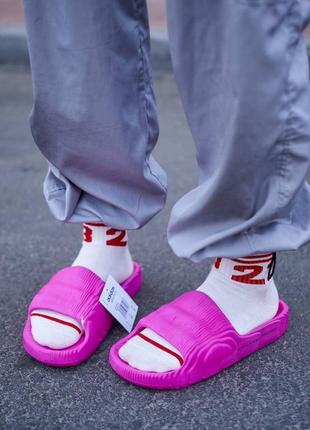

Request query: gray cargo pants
[{"left": 23, "top": 0, "right": 310, "bottom": 261}]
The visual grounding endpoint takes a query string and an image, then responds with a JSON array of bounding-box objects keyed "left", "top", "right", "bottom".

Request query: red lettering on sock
[
  {"left": 231, "top": 264, "right": 266, "bottom": 285},
  {"left": 106, "top": 228, "right": 127, "bottom": 247},
  {"left": 214, "top": 258, "right": 222, "bottom": 269},
  {"left": 83, "top": 225, "right": 93, "bottom": 243}
]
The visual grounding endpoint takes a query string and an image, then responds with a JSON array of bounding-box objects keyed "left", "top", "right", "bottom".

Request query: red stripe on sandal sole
[
  {"left": 31, "top": 312, "right": 82, "bottom": 334},
  {"left": 137, "top": 332, "right": 184, "bottom": 366}
]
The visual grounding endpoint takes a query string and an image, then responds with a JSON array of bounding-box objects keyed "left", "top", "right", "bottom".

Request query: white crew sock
[
  {"left": 31, "top": 223, "right": 133, "bottom": 349},
  {"left": 119, "top": 253, "right": 279, "bottom": 373}
]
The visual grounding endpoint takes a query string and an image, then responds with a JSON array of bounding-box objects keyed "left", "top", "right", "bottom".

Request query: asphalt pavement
[{"left": 0, "top": 59, "right": 309, "bottom": 430}]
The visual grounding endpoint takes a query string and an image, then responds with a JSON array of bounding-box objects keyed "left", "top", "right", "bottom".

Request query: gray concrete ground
[{"left": 0, "top": 58, "right": 309, "bottom": 430}]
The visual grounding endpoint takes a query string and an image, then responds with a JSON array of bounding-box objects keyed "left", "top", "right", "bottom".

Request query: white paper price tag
[{"left": 99, "top": 275, "right": 138, "bottom": 332}]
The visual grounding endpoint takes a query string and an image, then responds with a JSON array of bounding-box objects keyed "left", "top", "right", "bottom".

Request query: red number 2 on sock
[
  {"left": 106, "top": 228, "right": 127, "bottom": 247},
  {"left": 231, "top": 265, "right": 265, "bottom": 285}
]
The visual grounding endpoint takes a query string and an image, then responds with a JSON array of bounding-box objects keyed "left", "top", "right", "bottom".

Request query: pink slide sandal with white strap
[
  {"left": 23, "top": 263, "right": 142, "bottom": 367},
  {"left": 109, "top": 291, "right": 289, "bottom": 390}
]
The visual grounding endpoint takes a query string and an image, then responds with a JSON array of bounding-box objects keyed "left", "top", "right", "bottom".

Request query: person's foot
[
  {"left": 30, "top": 223, "right": 133, "bottom": 349},
  {"left": 119, "top": 253, "right": 279, "bottom": 372}
]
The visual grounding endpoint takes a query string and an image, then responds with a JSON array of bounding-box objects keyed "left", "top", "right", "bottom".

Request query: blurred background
[
  {"left": 1, "top": 0, "right": 310, "bottom": 36},
  {"left": 0, "top": 0, "right": 170, "bottom": 67},
  {"left": 1, "top": 0, "right": 309, "bottom": 66},
  {"left": 1, "top": 1, "right": 310, "bottom": 430},
  {"left": 0, "top": 0, "right": 167, "bottom": 34}
]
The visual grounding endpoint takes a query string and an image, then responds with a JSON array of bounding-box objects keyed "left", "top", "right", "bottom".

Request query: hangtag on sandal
[{"left": 99, "top": 275, "right": 138, "bottom": 332}]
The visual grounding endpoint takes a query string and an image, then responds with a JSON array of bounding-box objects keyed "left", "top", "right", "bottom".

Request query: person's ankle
[
  {"left": 198, "top": 253, "right": 279, "bottom": 334},
  {"left": 72, "top": 223, "right": 133, "bottom": 282}
]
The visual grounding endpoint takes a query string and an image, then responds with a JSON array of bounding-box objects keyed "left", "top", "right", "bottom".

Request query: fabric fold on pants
[
  {"left": 166, "top": 0, "right": 310, "bottom": 259},
  {"left": 24, "top": 0, "right": 167, "bottom": 230},
  {"left": 24, "top": 0, "right": 310, "bottom": 259}
]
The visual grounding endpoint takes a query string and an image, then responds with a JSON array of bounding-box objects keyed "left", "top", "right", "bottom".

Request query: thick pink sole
[
  {"left": 109, "top": 300, "right": 289, "bottom": 390},
  {"left": 23, "top": 263, "right": 142, "bottom": 367}
]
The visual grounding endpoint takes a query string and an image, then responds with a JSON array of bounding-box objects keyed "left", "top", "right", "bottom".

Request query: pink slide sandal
[
  {"left": 23, "top": 262, "right": 142, "bottom": 367},
  {"left": 109, "top": 291, "right": 289, "bottom": 390}
]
